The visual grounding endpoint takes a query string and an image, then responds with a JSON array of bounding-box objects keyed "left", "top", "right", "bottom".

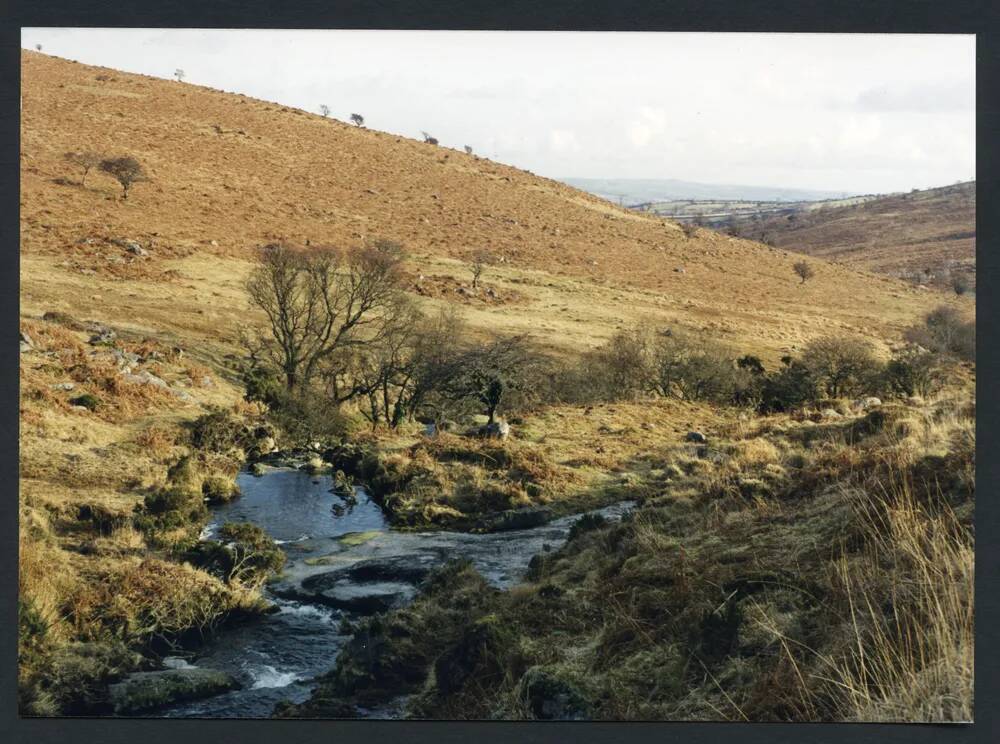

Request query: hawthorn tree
[
  {"left": 99, "top": 156, "right": 148, "bottom": 200},
  {"left": 64, "top": 151, "right": 102, "bottom": 185},
  {"left": 470, "top": 249, "right": 494, "bottom": 289},
  {"left": 793, "top": 260, "right": 815, "bottom": 284}
]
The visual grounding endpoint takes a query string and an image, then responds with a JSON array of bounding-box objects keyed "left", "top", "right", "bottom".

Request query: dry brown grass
[
  {"left": 827, "top": 485, "right": 973, "bottom": 721},
  {"left": 21, "top": 50, "right": 967, "bottom": 366}
]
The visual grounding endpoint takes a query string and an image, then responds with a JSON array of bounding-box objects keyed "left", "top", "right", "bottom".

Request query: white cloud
[{"left": 549, "top": 128, "right": 581, "bottom": 154}]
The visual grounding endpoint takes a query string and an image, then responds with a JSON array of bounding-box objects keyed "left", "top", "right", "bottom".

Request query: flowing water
[{"left": 160, "top": 467, "right": 632, "bottom": 718}]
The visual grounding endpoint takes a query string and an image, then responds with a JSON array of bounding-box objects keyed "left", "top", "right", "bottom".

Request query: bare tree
[
  {"left": 63, "top": 151, "right": 102, "bottom": 185},
  {"left": 320, "top": 104, "right": 330, "bottom": 118},
  {"left": 350, "top": 113, "right": 365, "bottom": 127},
  {"left": 470, "top": 249, "right": 494, "bottom": 289},
  {"left": 464, "top": 145, "right": 473, "bottom": 156},
  {"left": 793, "top": 260, "right": 815, "bottom": 284},
  {"left": 421, "top": 131, "right": 439, "bottom": 145},
  {"left": 99, "top": 156, "right": 148, "bottom": 200},
  {"left": 447, "top": 335, "right": 542, "bottom": 424},
  {"left": 245, "top": 241, "right": 407, "bottom": 391},
  {"left": 174, "top": 68, "right": 185, "bottom": 82}
]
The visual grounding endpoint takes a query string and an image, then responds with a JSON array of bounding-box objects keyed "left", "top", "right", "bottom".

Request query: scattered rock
[
  {"left": 518, "top": 667, "right": 589, "bottom": 720},
  {"left": 50, "top": 382, "right": 75, "bottom": 391},
  {"left": 19, "top": 330, "right": 34, "bottom": 353},
  {"left": 821, "top": 408, "right": 842, "bottom": 419},
  {"left": 478, "top": 420, "right": 511, "bottom": 440},
  {"left": 281, "top": 578, "right": 416, "bottom": 615},
  {"left": 478, "top": 506, "right": 552, "bottom": 532},
  {"left": 858, "top": 397, "right": 882, "bottom": 410},
  {"left": 122, "top": 370, "right": 169, "bottom": 388},
  {"left": 108, "top": 667, "right": 241, "bottom": 715},
  {"left": 88, "top": 327, "right": 117, "bottom": 345},
  {"left": 674, "top": 266, "right": 686, "bottom": 273}
]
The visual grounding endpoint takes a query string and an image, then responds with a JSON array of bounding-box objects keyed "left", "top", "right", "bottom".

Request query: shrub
[
  {"left": 800, "top": 336, "right": 883, "bottom": 398},
  {"left": 202, "top": 476, "right": 240, "bottom": 505},
  {"left": 268, "top": 389, "right": 350, "bottom": 446},
  {"left": 99, "top": 156, "right": 148, "bottom": 200},
  {"left": 793, "top": 260, "right": 815, "bottom": 284},
  {"left": 905, "top": 306, "right": 975, "bottom": 362},
  {"left": 188, "top": 523, "right": 284, "bottom": 588},
  {"left": 574, "top": 327, "right": 653, "bottom": 402},
  {"left": 69, "top": 393, "right": 100, "bottom": 411},
  {"left": 759, "top": 359, "right": 818, "bottom": 412},
  {"left": 568, "top": 513, "right": 607, "bottom": 541},
  {"left": 350, "top": 113, "right": 364, "bottom": 127},
  {"left": 63, "top": 151, "right": 102, "bottom": 185},
  {"left": 883, "top": 348, "right": 942, "bottom": 398},
  {"left": 136, "top": 486, "right": 207, "bottom": 534},
  {"left": 189, "top": 407, "right": 252, "bottom": 453},
  {"left": 649, "top": 333, "right": 746, "bottom": 404}
]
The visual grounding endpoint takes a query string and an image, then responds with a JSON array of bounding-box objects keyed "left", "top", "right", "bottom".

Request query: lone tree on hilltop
[
  {"left": 350, "top": 113, "right": 364, "bottom": 127},
  {"left": 320, "top": 104, "right": 330, "bottom": 118},
  {"left": 793, "top": 260, "right": 815, "bottom": 284},
  {"left": 63, "top": 151, "right": 102, "bottom": 185},
  {"left": 470, "top": 249, "right": 494, "bottom": 289},
  {"left": 99, "top": 156, "right": 148, "bottom": 200},
  {"left": 35, "top": 44, "right": 42, "bottom": 52},
  {"left": 174, "top": 68, "right": 185, "bottom": 82},
  {"left": 421, "top": 131, "right": 439, "bottom": 145},
  {"left": 464, "top": 145, "right": 473, "bottom": 156}
]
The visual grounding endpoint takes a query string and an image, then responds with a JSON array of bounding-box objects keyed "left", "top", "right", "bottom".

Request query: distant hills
[
  {"left": 560, "top": 177, "right": 853, "bottom": 205},
  {"left": 726, "top": 181, "right": 976, "bottom": 291}
]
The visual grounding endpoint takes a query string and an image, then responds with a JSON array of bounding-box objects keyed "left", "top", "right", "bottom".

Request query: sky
[{"left": 21, "top": 29, "right": 975, "bottom": 194}]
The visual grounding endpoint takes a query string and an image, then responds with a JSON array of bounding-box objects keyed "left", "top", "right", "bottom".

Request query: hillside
[
  {"left": 727, "top": 182, "right": 976, "bottom": 291},
  {"left": 20, "top": 50, "right": 963, "bottom": 367}
]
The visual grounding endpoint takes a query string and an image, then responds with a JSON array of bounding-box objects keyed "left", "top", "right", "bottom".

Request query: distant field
[
  {"left": 721, "top": 181, "right": 976, "bottom": 291},
  {"left": 634, "top": 194, "right": 886, "bottom": 223}
]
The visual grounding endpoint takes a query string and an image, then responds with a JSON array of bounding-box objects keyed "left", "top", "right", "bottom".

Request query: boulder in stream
[{"left": 108, "top": 667, "right": 241, "bottom": 714}]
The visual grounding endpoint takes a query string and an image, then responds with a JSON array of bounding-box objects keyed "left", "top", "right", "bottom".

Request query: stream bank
[{"left": 151, "top": 467, "right": 632, "bottom": 718}]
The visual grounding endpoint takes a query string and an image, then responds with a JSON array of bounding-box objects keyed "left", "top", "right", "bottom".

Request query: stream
[{"left": 159, "top": 467, "right": 633, "bottom": 718}]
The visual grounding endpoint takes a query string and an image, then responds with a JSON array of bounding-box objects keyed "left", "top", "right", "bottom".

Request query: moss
[
  {"left": 338, "top": 530, "right": 381, "bottom": 547},
  {"left": 69, "top": 393, "right": 100, "bottom": 411}
]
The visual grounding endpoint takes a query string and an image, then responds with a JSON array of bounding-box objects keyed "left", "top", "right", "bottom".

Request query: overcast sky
[{"left": 22, "top": 29, "right": 975, "bottom": 194}]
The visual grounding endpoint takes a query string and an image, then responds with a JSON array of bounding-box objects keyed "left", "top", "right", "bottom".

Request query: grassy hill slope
[
  {"left": 728, "top": 182, "right": 976, "bottom": 290},
  {"left": 21, "top": 50, "right": 964, "bottom": 365}
]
